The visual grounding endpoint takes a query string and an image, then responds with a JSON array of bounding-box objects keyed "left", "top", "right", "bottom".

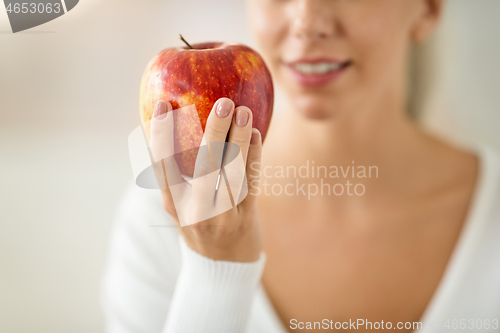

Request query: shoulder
[
  {"left": 474, "top": 144, "right": 500, "bottom": 249},
  {"left": 474, "top": 144, "right": 500, "bottom": 224},
  {"left": 457, "top": 143, "right": 500, "bottom": 290},
  {"left": 454, "top": 143, "right": 500, "bottom": 252}
]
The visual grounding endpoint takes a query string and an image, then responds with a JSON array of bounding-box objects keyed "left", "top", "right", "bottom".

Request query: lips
[{"left": 285, "top": 57, "right": 351, "bottom": 88}]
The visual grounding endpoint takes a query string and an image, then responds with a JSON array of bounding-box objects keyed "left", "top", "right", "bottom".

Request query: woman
[{"left": 101, "top": 0, "right": 500, "bottom": 332}]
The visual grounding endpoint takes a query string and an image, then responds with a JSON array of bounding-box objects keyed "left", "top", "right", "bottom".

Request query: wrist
[{"left": 184, "top": 235, "right": 262, "bottom": 263}]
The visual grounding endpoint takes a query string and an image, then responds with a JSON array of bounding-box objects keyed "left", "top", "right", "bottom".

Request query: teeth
[{"left": 293, "top": 62, "right": 343, "bottom": 74}]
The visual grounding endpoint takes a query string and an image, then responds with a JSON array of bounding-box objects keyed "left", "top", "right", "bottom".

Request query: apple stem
[{"left": 179, "top": 34, "right": 194, "bottom": 49}]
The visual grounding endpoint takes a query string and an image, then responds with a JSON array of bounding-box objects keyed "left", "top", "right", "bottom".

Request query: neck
[
  {"left": 278, "top": 94, "right": 420, "bottom": 159},
  {"left": 261, "top": 85, "right": 433, "bottom": 199}
]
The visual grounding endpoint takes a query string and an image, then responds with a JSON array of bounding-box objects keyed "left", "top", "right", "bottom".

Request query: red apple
[{"left": 139, "top": 38, "right": 274, "bottom": 177}]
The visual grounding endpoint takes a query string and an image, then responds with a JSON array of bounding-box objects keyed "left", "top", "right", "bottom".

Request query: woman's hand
[{"left": 152, "top": 98, "right": 263, "bottom": 262}]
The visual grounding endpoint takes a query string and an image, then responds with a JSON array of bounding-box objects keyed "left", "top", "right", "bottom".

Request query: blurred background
[{"left": 1, "top": 0, "right": 499, "bottom": 332}]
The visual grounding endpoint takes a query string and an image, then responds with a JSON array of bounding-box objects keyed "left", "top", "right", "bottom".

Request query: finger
[
  {"left": 242, "top": 128, "right": 262, "bottom": 207},
  {"left": 150, "top": 100, "right": 179, "bottom": 220},
  {"left": 160, "top": 189, "right": 179, "bottom": 221},
  {"left": 228, "top": 106, "right": 253, "bottom": 165},
  {"left": 150, "top": 100, "right": 173, "bottom": 162},
  {"left": 203, "top": 98, "right": 235, "bottom": 170},
  {"left": 205, "top": 98, "right": 235, "bottom": 142}
]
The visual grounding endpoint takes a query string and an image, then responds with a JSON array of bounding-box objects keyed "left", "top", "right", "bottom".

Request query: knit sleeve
[
  {"left": 162, "top": 235, "right": 266, "bottom": 333},
  {"left": 100, "top": 184, "right": 266, "bottom": 333}
]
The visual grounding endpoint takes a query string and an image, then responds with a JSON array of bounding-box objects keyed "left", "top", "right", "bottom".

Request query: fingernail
[
  {"left": 250, "top": 129, "right": 260, "bottom": 145},
  {"left": 235, "top": 109, "right": 249, "bottom": 127},
  {"left": 216, "top": 99, "right": 232, "bottom": 118},
  {"left": 154, "top": 101, "right": 167, "bottom": 119}
]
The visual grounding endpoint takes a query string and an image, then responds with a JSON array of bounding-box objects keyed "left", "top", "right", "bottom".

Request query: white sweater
[{"left": 101, "top": 143, "right": 500, "bottom": 333}]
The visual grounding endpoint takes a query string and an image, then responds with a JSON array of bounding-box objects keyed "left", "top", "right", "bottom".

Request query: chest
[{"left": 259, "top": 203, "right": 465, "bottom": 332}]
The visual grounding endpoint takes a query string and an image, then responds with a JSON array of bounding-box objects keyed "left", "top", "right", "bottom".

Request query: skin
[
  {"left": 154, "top": 98, "right": 264, "bottom": 262},
  {"left": 247, "top": 0, "right": 478, "bottom": 331},
  {"left": 158, "top": 0, "right": 479, "bottom": 331}
]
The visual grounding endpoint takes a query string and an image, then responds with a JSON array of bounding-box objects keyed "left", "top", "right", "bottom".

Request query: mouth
[{"left": 285, "top": 58, "right": 351, "bottom": 87}]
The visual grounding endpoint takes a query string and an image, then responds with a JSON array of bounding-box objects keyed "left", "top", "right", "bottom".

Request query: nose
[{"left": 291, "top": 0, "right": 335, "bottom": 40}]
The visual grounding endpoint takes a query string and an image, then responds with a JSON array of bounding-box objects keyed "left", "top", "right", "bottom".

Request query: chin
[{"left": 292, "top": 94, "right": 341, "bottom": 120}]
